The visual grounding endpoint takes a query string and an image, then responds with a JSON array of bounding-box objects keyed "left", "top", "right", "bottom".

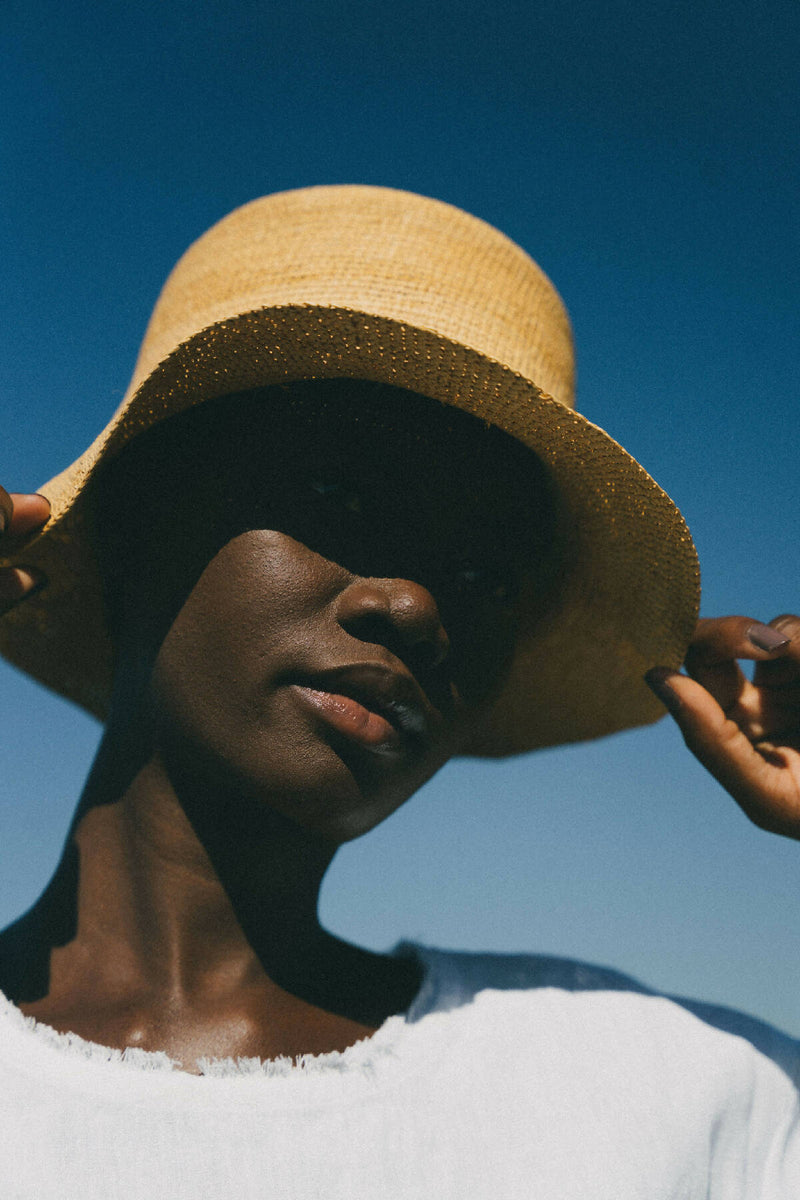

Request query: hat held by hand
[{"left": 0, "top": 184, "right": 699, "bottom": 754}]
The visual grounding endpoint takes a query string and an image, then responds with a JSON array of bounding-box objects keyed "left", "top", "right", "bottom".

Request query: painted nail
[
  {"left": 644, "top": 667, "right": 683, "bottom": 715},
  {"left": 746, "top": 623, "right": 790, "bottom": 653}
]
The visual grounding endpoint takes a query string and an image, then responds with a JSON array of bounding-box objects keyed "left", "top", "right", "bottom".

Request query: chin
[
  {"left": 151, "top": 680, "right": 452, "bottom": 844},
  {"left": 254, "top": 747, "right": 428, "bottom": 844}
]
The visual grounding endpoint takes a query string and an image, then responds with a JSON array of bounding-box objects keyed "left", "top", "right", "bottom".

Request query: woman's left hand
[{"left": 645, "top": 616, "right": 800, "bottom": 840}]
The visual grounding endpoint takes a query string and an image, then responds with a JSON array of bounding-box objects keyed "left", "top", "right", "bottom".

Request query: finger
[
  {"left": 0, "top": 488, "right": 12, "bottom": 534},
  {"left": 645, "top": 668, "right": 800, "bottom": 839},
  {"left": 0, "top": 565, "right": 46, "bottom": 614},
  {"left": 0, "top": 492, "right": 50, "bottom": 614},
  {"left": 686, "top": 616, "right": 793, "bottom": 713},
  {"left": 1, "top": 492, "right": 51, "bottom": 542},
  {"left": 721, "top": 682, "right": 800, "bottom": 744},
  {"left": 753, "top": 615, "right": 800, "bottom": 688},
  {"left": 687, "top": 616, "right": 800, "bottom": 753},
  {"left": 688, "top": 616, "right": 793, "bottom": 666}
]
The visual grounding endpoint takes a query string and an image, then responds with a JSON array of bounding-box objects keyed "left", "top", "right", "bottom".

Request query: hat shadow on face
[{"left": 91, "top": 380, "right": 565, "bottom": 718}]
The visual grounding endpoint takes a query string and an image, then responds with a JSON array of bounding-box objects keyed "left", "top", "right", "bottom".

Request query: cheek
[{"left": 146, "top": 533, "right": 326, "bottom": 760}]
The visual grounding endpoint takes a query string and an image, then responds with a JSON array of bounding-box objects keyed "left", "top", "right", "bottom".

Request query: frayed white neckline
[
  {"left": 0, "top": 995, "right": 180, "bottom": 1073},
  {"left": 0, "top": 943, "right": 434, "bottom": 1080}
]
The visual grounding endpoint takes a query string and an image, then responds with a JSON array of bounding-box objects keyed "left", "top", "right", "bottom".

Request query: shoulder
[
  {"left": 406, "top": 943, "right": 800, "bottom": 1091},
  {"left": 409, "top": 943, "right": 647, "bottom": 1000}
]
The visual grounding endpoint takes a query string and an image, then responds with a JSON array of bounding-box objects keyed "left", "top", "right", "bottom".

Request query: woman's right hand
[{"left": 0, "top": 489, "right": 50, "bottom": 614}]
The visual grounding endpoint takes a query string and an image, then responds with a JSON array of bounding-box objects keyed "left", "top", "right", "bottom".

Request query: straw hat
[{"left": 0, "top": 185, "right": 699, "bottom": 755}]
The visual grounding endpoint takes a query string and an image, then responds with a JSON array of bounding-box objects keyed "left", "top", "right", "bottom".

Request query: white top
[{"left": 0, "top": 945, "right": 797, "bottom": 1198}]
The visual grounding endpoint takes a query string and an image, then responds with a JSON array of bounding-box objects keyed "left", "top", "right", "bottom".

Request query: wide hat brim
[{"left": 0, "top": 303, "right": 699, "bottom": 755}]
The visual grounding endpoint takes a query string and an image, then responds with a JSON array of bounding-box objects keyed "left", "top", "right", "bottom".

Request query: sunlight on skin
[
  {"left": 646, "top": 615, "right": 800, "bottom": 839},
  {"left": 3, "top": 487, "right": 800, "bottom": 840}
]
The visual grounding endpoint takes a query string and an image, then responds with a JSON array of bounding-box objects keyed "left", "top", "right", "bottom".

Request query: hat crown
[{"left": 133, "top": 185, "right": 575, "bottom": 408}]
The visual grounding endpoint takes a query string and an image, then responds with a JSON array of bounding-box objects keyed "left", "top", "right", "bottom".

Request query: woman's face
[{"left": 104, "top": 385, "right": 557, "bottom": 843}]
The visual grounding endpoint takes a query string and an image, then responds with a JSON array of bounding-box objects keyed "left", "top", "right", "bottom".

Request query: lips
[{"left": 290, "top": 663, "right": 437, "bottom": 752}]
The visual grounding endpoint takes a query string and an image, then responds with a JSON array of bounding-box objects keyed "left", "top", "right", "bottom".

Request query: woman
[{"left": 0, "top": 186, "right": 797, "bottom": 1196}]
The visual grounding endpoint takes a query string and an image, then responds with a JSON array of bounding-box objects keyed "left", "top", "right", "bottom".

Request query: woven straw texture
[{"left": 0, "top": 185, "right": 699, "bottom": 755}]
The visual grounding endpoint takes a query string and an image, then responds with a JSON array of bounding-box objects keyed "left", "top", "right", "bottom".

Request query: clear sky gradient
[{"left": 2, "top": 0, "right": 799, "bottom": 1033}]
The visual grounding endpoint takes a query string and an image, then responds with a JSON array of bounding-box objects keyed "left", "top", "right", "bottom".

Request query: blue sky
[{"left": 2, "top": 0, "right": 799, "bottom": 1033}]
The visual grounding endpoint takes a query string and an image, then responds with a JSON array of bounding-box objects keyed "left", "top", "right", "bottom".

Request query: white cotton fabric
[{"left": 0, "top": 945, "right": 798, "bottom": 1199}]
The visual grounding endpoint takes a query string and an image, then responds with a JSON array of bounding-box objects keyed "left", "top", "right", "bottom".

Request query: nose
[{"left": 334, "top": 577, "right": 450, "bottom": 670}]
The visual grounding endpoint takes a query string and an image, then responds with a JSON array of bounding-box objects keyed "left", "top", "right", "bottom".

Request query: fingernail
[
  {"left": 746, "top": 623, "right": 790, "bottom": 652},
  {"left": 644, "top": 667, "right": 683, "bottom": 715}
]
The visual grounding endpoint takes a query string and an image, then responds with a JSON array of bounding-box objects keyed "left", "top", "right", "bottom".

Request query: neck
[
  {"left": 72, "top": 749, "right": 338, "bottom": 999},
  {"left": 0, "top": 705, "right": 421, "bottom": 1061}
]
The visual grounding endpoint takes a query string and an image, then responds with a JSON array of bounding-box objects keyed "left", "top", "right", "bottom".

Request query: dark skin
[
  {"left": 1, "top": 392, "right": 799, "bottom": 1070},
  {"left": 0, "top": 391, "right": 559, "bottom": 1068}
]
